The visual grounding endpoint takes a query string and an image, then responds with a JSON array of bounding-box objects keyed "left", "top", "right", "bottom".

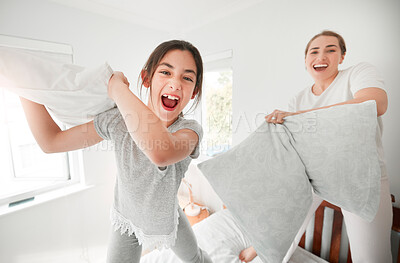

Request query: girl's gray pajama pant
[{"left": 106, "top": 207, "right": 213, "bottom": 263}]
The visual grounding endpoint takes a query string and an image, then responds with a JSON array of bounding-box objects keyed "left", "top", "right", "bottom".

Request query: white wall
[
  {"left": 184, "top": 0, "right": 400, "bottom": 205},
  {"left": 0, "top": 0, "right": 169, "bottom": 262}
]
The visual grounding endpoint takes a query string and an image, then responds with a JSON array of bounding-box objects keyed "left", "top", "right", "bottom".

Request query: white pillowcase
[
  {"left": 142, "top": 209, "right": 264, "bottom": 263},
  {"left": 197, "top": 101, "right": 380, "bottom": 262},
  {"left": 0, "top": 46, "right": 115, "bottom": 126}
]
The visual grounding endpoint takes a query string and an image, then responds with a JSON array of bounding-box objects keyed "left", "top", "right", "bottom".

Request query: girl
[
  {"left": 19, "top": 40, "right": 213, "bottom": 263},
  {"left": 240, "top": 31, "right": 391, "bottom": 262}
]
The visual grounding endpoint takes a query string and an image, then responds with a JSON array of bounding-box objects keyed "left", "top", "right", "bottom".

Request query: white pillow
[
  {"left": 0, "top": 46, "right": 115, "bottom": 126},
  {"left": 197, "top": 101, "right": 380, "bottom": 262},
  {"left": 141, "top": 209, "right": 264, "bottom": 263}
]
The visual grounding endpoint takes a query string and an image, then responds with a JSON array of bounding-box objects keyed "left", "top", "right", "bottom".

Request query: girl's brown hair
[
  {"left": 305, "top": 30, "right": 347, "bottom": 57},
  {"left": 139, "top": 40, "right": 203, "bottom": 113}
]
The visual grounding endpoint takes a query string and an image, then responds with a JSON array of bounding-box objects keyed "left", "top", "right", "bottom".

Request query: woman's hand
[
  {"left": 108, "top": 71, "right": 130, "bottom": 101},
  {"left": 265, "top": 109, "right": 299, "bottom": 124}
]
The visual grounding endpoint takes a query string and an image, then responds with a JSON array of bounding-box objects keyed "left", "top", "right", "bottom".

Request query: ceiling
[{"left": 47, "top": 0, "right": 264, "bottom": 34}]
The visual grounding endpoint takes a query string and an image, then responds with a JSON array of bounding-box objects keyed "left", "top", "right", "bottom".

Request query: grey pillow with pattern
[{"left": 197, "top": 101, "right": 380, "bottom": 262}]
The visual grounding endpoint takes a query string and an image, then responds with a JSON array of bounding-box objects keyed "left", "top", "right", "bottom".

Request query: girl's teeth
[{"left": 163, "top": 95, "right": 179, "bottom": 100}]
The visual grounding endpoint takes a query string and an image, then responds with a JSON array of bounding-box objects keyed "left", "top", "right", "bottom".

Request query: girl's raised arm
[
  {"left": 108, "top": 73, "right": 199, "bottom": 167},
  {"left": 20, "top": 97, "right": 103, "bottom": 153}
]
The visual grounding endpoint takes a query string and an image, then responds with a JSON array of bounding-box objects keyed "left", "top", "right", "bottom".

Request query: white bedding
[{"left": 141, "top": 209, "right": 327, "bottom": 263}]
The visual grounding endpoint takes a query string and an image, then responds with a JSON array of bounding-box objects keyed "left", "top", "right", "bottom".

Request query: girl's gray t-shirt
[{"left": 94, "top": 107, "right": 203, "bottom": 250}]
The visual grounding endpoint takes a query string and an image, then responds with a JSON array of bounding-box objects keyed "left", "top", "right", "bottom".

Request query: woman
[{"left": 239, "top": 30, "right": 392, "bottom": 263}]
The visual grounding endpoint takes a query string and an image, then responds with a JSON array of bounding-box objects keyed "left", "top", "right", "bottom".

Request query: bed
[
  {"left": 141, "top": 199, "right": 400, "bottom": 263},
  {"left": 141, "top": 209, "right": 328, "bottom": 263}
]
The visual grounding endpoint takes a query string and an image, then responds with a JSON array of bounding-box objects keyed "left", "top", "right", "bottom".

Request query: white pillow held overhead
[{"left": 0, "top": 46, "right": 115, "bottom": 126}]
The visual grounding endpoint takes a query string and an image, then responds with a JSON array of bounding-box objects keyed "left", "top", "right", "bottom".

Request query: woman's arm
[
  {"left": 20, "top": 97, "right": 103, "bottom": 153},
  {"left": 107, "top": 72, "right": 199, "bottom": 167},
  {"left": 266, "top": 87, "right": 388, "bottom": 124}
]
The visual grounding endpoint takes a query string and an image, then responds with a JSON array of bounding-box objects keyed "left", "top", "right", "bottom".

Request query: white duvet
[{"left": 141, "top": 209, "right": 327, "bottom": 263}]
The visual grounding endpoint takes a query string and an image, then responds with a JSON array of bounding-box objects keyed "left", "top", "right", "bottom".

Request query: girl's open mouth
[
  {"left": 313, "top": 64, "right": 328, "bottom": 72},
  {"left": 161, "top": 94, "right": 180, "bottom": 111}
]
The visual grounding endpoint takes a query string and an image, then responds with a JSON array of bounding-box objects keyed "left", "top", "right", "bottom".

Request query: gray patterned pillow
[{"left": 197, "top": 101, "right": 380, "bottom": 262}]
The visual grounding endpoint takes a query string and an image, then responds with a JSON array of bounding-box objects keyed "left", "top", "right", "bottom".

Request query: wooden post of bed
[
  {"left": 300, "top": 195, "right": 400, "bottom": 263},
  {"left": 392, "top": 194, "right": 400, "bottom": 263},
  {"left": 299, "top": 200, "right": 351, "bottom": 263}
]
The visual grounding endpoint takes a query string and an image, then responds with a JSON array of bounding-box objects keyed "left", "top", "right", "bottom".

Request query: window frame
[{"left": 192, "top": 49, "right": 233, "bottom": 158}]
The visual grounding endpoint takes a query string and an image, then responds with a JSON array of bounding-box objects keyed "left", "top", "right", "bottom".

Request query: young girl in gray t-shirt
[{"left": 19, "top": 40, "right": 212, "bottom": 263}]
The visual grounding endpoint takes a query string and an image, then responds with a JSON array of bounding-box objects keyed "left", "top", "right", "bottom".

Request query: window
[
  {"left": 186, "top": 50, "right": 233, "bottom": 157},
  {"left": 0, "top": 35, "right": 80, "bottom": 207}
]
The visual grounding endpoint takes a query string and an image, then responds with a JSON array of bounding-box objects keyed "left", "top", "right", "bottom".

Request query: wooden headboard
[{"left": 300, "top": 197, "right": 400, "bottom": 263}]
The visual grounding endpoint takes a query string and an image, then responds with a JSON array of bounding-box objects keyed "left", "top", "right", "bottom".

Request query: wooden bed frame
[{"left": 299, "top": 196, "right": 400, "bottom": 263}]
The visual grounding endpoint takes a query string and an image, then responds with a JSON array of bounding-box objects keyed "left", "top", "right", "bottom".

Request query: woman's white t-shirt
[{"left": 288, "top": 62, "right": 387, "bottom": 178}]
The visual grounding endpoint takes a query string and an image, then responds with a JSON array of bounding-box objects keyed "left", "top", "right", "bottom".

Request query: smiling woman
[
  {"left": 304, "top": 32, "right": 346, "bottom": 96},
  {"left": 250, "top": 30, "right": 392, "bottom": 263}
]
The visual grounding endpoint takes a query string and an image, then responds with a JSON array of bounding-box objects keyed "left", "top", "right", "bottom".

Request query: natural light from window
[{"left": 202, "top": 69, "right": 232, "bottom": 157}]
